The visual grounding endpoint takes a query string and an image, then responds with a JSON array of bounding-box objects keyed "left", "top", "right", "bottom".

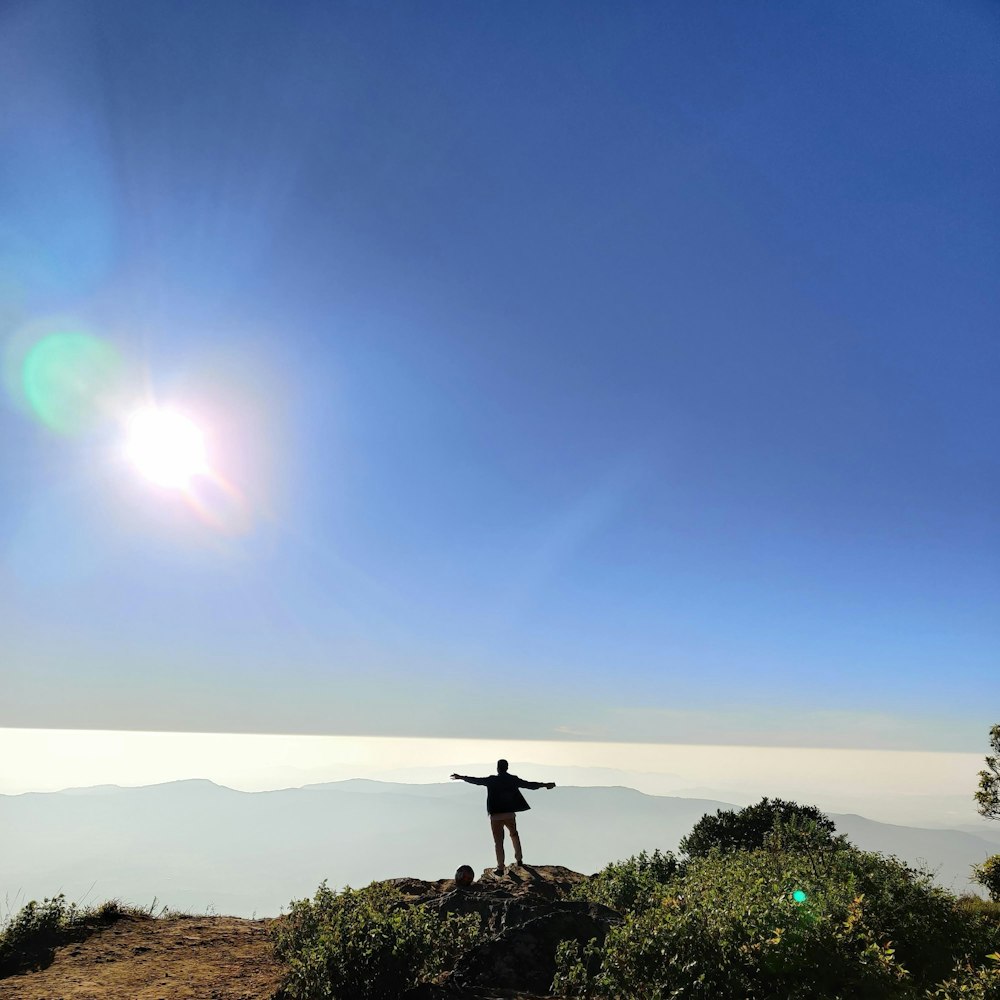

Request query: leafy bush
[
  {"left": 552, "top": 937, "right": 604, "bottom": 999},
  {"left": 822, "top": 848, "right": 996, "bottom": 988},
  {"left": 0, "top": 893, "right": 143, "bottom": 977},
  {"left": 958, "top": 895, "right": 1000, "bottom": 924},
  {"left": 925, "top": 953, "right": 1000, "bottom": 999},
  {"left": 572, "top": 849, "right": 679, "bottom": 913},
  {"left": 270, "top": 880, "right": 483, "bottom": 1000},
  {"left": 679, "top": 797, "right": 844, "bottom": 859},
  {"left": 974, "top": 856, "right": 1000, "bottom": 903},
  {"left": 590, "top": 849, "right": 909, "bottom": 999},
  {"left": 553, "top": 846, "right": 1000, "bottom": 1000},
  {"left": 0, "top": 895, "right": 78, "bottom": 977}
]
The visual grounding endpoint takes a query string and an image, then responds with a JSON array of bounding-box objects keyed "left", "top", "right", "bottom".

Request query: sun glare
[{"left": 125, "top": 407, "right": 208, "bottom": 489}]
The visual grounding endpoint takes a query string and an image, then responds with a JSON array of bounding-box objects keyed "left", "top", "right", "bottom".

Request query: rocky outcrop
[
  {"left": 388, "top": 863, "right": 591, "bottom": 905},
  {"left": 392, "top": 865, "right": 618, "bottom": 999},
  {"left": 451, "top": 906, "right": 611, "bottom": 993}
]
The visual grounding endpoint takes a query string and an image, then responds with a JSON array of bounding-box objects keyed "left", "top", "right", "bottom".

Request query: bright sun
[{"left": 125, "top": 407, "right": 208, "bottom": 489}]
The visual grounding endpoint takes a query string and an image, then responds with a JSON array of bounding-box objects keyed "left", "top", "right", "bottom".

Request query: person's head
[
  {"left": 455, "top": 865, "right": 475, "bottom": 887},
  {"left": 497, "top": 759, "right": 509, "bottom": 773}
]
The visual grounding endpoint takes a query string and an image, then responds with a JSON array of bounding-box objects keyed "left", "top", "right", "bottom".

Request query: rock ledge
[{"left": 390, "top": 865, "right": 618, "bottom": 999}]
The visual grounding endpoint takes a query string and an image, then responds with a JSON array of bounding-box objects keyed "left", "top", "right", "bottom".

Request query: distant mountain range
[
  {"left": 324, "top": 761, "right": 988, "bottom": 829},
  {"left": 1, "top": 779, "right": 996, "bottom": 919}
]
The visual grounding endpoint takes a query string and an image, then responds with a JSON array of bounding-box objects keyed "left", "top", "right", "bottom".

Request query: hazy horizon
[
  {"left": 2, "top": 727, "right": 991, "bottom": 832},
  {"left": 4, "top": 771, "right": 997, "bottom": 919}
]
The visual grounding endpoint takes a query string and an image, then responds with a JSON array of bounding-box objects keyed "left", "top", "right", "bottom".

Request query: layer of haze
[
  {"left": 0, "top": 729, "right": 988, "bottom": 830},
  {"left": 1, "top": 2, "right": 997, "bottom": 752}
]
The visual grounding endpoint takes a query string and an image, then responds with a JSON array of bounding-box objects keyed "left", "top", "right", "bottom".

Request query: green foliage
[
  {"left": 0, "top": 893, "right": 144, "bottom": 977},
  {"left": 958, "top": 895, "right": 1000, "bottom": 924},
  {"left": 925, "top": 953, "right": 1000, "bottom": 1000},
  {"left": 678, "top": 797, "right": 843, "bottom": 859},
  {"left": 595, "top": 849, "right": 911, "bottom": 999},
  {"left": 270, "top": 880, "right": 483, "bottom": 1000},
  {"left": 552, "top": 937, "right": 604, "bottom": 999},
  {"left": 553, "top": 846, "right": 1000, "bottom": 1000},
  {"left": 976, "top": 726, "right": 1000, "bottom": 821},
  {"left": 572, "top": 849, "right": 679, "bottom": 913},
  {"left": 819, "top": 848, "right": 996, "bottom": 988},
  {"left": 974, "top": 857, "right": 1000, "bottom": 904},
  {"left": 0, "top": 894, "right": 78, "bottom": 977}
]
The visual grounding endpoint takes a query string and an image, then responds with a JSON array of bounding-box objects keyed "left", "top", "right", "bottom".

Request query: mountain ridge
[{"left": 2, "top": 779, "right": 994, "bottom": 918}]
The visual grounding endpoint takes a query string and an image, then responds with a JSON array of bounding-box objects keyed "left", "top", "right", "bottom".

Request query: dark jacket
[{"left": 464, "top": 773, "right": 545, "bottom": 814}]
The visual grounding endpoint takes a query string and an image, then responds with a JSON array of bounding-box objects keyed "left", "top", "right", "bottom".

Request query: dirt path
[{"left": 0, "top": 913, "right": 286, "bottom": 1000}]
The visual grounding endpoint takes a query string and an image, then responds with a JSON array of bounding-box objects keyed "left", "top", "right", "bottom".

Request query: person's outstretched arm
[
  {"left": 450, "top": 773, "right": 489, "bottom": 785},
  {"left": 516, "top": 777, "right": 556, "bottom": 790}
]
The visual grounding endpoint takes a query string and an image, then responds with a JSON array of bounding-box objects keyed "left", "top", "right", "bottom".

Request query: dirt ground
[{"left": 0, "top": 913, "right": 286, "bottom": 1000}]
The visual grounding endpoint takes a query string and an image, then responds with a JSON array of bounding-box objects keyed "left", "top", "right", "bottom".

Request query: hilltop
[
  {"left": 4, "top": 854, "right": 999, "bottom": 999},
  {"left": 0, "top": 866, "right": 595, "bottom": 1000},
  {"left": 0, "top": 910, "right": 283, "bottom": 1000},
  {"left": 3, "top": 784, "right": 998, "bottom": 997}
]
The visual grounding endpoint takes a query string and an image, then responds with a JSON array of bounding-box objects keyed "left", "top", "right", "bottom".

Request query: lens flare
[
  {"left": 185, "top": 471, "right": 253, "bottom": 535},
  {"left": 21, "top": 331, "right": 123, "bottom": 434},
  {"left": 125, "top": 408, "right": 208, "bottom": 489},
  {"left": 792, "top": 890, "right": 808, "bottom": 903}
]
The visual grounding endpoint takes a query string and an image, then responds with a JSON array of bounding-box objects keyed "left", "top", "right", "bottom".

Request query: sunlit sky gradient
[{"left": 1, "top": 2, "right": 997, "bottom": 753}]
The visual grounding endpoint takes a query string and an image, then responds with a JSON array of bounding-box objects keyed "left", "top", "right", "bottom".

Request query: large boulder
[
  {"left": 393, "top": 865, "right": 617, "bottom": 998},
  {"left": 387, "top": 864, "right": 591, "bottom": 905},
  {"left": 450, "top": 907, "right": 612, "bottom": 994}
]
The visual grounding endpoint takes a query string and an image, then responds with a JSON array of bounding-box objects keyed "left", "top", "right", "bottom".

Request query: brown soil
[{"left": 0, "top": 913, "right": 286, "bottom": 1000}]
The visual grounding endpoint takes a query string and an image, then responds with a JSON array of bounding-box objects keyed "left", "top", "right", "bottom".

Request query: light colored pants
[{"left": 490, "top": 811, "right": 522, "bottom": 867}]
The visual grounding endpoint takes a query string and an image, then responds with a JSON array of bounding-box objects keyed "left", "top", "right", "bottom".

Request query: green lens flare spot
[
  {"left": 792, "top": 890, "right": 808, "bottom": 903},
  {"left": 22, "top": 331, "right": 123, "bottom": 434}
]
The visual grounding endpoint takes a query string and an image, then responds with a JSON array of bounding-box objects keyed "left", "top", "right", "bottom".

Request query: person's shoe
[{"left": 493, "top": 866, "right": 503, "bottom": 876}]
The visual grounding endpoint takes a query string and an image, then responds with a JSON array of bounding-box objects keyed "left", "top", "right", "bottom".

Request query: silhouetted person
[{"left": 451, "top": 759, "right": 555, "bottom": 874}]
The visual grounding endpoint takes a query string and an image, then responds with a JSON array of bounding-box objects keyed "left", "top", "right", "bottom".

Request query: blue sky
[{"left": 1, "top": 1, "right": 997, "bottom": 751}]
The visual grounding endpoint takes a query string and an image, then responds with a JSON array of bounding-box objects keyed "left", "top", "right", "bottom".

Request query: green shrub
[
  {"left": 270, "top": 880, "right": 483, "bottom": 1000},
  {"left": 596, "top": 849, "right": 910, "bottom": 999},
  {"left": 0, "top": 893, "right": 159, "bottom": 978},
  {"left": 679, "top": 797, "right": 844, "bottom": 859},
  {"left": 974, "top": 856, "right": 1000, "bottom": 903},
  {"left": 0, "top": 894, "right": 80, "bottom": 976},
  {"left": 554, "top": 846, "right": 1000, "bottom": 1000},
  {"left": 0, "top": 893, "right": 143, "bottom": 977},
  {"left": 824, "top": 849, "right": 992, "bottom": 986},
  {"left": 925, "top": 953, "right": 1000, "bottom": 999},
  {"left": 551, "top": 937, "right": 604, "bottom": 999},
  {"left": 958, "top": 895, "right": 1000, "bottom": 924},
  {"left": 572, "top": 849, "right": 679, "bottom": 913}
]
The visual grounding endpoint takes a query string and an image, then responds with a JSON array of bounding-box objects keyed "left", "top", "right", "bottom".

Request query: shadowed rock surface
[{"left": 396, "top": 865, "right": 619, "bottom": 999}]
